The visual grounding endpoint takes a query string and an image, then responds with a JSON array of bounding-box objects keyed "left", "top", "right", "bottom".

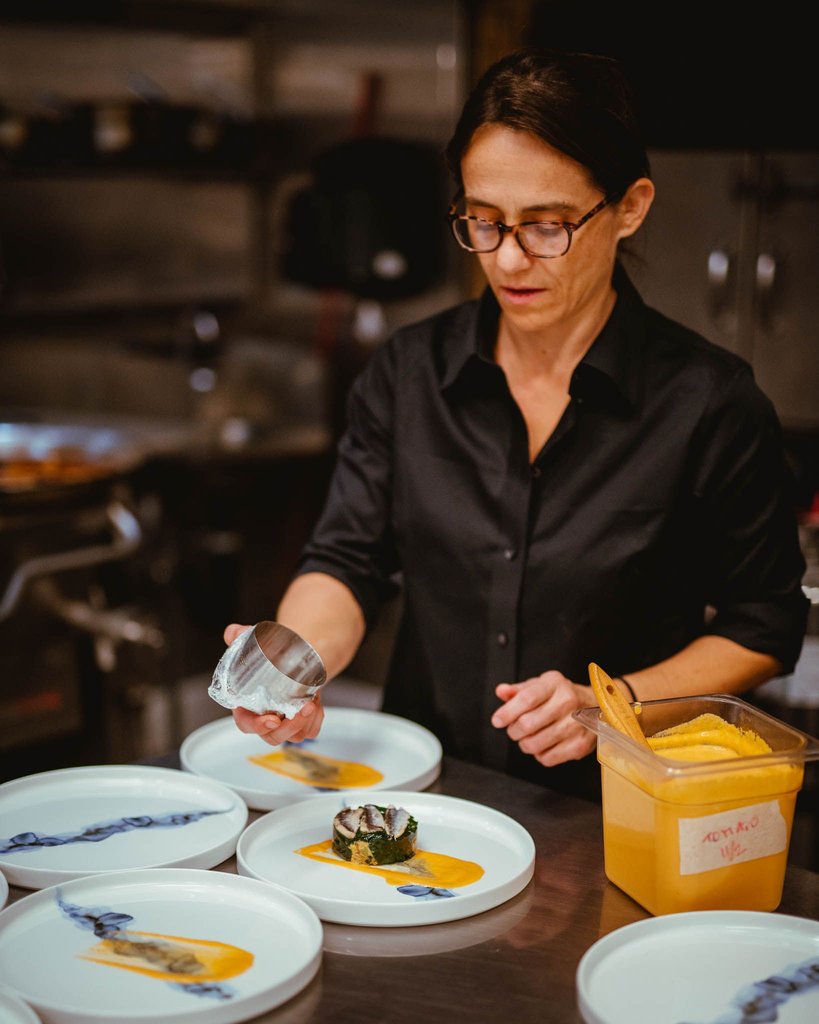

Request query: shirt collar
[{"left": 440, "top": 262, "right": 645, "bottom": 414}]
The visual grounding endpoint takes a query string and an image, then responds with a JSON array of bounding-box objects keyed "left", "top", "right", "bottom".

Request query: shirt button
[
  {"left": 496, "top": 631, "right": 509, "bottom": 647},
  {"left": 503, "top": 547, "right": 516, "bottom": 561},
  {"left": 531, "top": 466, "right": 542, "bottom": 478}
]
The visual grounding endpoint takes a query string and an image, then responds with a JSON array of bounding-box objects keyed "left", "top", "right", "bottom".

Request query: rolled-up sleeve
[
  {"left": 295, "top": 339, "right": 400, "bottom": 626},
  {"left": 693, "top": 365, "right": 808, "bottom": 672}
]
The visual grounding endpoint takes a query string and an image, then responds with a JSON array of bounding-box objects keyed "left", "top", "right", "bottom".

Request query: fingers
[
  {"left": 288, "top": 697, "right": 325, "bottom": 742},
  {"left": 491, "top": 671, "right": 563, "bottom": 730},
  {"left": 224, "top": 623, "right": 252, "bottom": 646},
  {"left": 231, "top": 698, "right": 324, "bottom": 746},
  {"left": 491, "top": 672, "right": 596, "bottom": 767},
  {"left": 531, "top": 726, "right": 597, "bottom": 767}
]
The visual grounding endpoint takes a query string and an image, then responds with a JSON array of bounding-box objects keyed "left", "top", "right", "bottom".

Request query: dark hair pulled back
[{"left": 446, "top": 48, "right": 650, "bottom": 198}]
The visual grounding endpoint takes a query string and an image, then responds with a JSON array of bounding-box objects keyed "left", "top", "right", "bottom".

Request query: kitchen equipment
[
  {"left": 574, "top": 694, "right": 819, "bottom": 915},
  {"left": 588, "top": 662, "right": 650, "bottom": 748},
  {"left": 209, "top": 620, "right": 326, "bottom": 719},
  {"left": 281, "top": 135, "right": 446, "bottom": 301},
  {"left": 0, "top": 421, "right": 143, "bottom": 509},
  {"left": 0, "top": 419, "right": 163, "bottom": 774},
  {"left": 0, "top": 422, "right": 147, "bottom": 616}
]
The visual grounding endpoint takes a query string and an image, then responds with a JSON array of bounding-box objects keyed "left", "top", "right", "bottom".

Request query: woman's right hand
[
  {"left": 232, "top": 699, "right": 325, "bottom": 746},
  {"left": 222, "top": 622, "right": 326, "bottom": 746}
]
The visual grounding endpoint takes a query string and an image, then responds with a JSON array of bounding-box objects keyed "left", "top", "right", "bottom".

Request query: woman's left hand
[{"left": 491, "top": 670, "right": 597, "bottom": 766}]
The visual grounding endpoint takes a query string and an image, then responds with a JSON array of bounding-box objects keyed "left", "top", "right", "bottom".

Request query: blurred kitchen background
[{"left": 1, "top": 2, "right": 817, "bottom": 865}]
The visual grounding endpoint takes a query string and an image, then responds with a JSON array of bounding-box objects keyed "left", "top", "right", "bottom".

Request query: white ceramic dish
[
  {"left": 237, "top": 789, "right": 535, "bottom": 927},
  {"left": 321, "top": 883, "right": 534, "bottom": 957},
  {"left": 0, "top": 868, "right": 322, "bottom": 1024},
  {"left": 577, "top": 910, "right": 819, "bottom": 1024},
  {"left": 0, "top": 765, "right": 248, "bottom": 889},
  {"left": 0, "top": 868, "right": 8, "bottom": 910},
  {"left": 180, "top": 708, "right": 442, "bottom": 810},
  {"left": 0, "top": 986, "right": 41, "bottom": 1024}
]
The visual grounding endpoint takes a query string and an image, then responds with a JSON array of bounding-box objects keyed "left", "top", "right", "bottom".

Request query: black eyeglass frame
[{"left": 446, "top": 192, "right": 619, "bottom": 259}]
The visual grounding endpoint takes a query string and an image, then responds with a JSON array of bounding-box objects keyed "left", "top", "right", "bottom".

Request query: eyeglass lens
[{"left": 452, "top": 217, "right": 570, "bottom": 257}]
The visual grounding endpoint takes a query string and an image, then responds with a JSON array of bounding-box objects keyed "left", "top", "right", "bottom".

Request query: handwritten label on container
[{"left": 678, "top": 800, "right": 788, "bottom": 875}]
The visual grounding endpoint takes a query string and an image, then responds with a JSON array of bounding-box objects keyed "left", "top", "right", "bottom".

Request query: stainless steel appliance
[{"left": 0, "top": 421, "right": 164, "bottom": 780}]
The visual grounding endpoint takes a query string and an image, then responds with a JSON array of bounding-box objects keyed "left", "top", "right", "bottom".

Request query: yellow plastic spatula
[{"left": 588, "top": 662, "right": 651, "bottom": 749}]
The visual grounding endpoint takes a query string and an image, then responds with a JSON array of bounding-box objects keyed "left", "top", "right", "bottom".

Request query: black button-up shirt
[{"left": 297, "top": 267, "right": 808, "bottom": 793}]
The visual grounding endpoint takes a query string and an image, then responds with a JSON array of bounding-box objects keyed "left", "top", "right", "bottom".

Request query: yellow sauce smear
[
  {"left": 77, "top": 929, "right": 254, "bottom": 983},
  {"left": 248, "top": 748, "right": 383, "bottom": 789},
  {"left": 296, "top": 839, "right": 484, "bottom": 888}
]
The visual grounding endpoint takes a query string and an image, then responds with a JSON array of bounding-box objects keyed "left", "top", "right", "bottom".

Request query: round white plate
[
  {"left": 322, "top": 883, "right": 534, "bottom": 957},
  {"left": 180, "top": 708, "right": 442, "bottom": 811},
  {"left": 0, "top": 986, "right": 41, "bottom": 1024},
  {"left": 237, "top": 789, "right": 535, "bottom": 927},
  {"left": 577, "top": 911, "right": 819, "bottom": 1024},
  {"left": 0, "top": 868, "right": 8, "bottom": 910},
  {"left": 0, "top": 868, "right": 322, "bottom": 1024},
  {"left": 0, "top": 765, "right": 248, "bottom": 889}
]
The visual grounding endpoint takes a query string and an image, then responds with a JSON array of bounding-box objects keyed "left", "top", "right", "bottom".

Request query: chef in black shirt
[{"left": 225, "top": 49, "right": 808, "bottom": 797}]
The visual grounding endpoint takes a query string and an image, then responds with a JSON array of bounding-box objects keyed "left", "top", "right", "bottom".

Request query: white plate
[
  {"left": 577, "top": 911, "right": 819, "bottom": 1024},
  {"left": 0, "top": 765, "right": 248, "bottom": 889},
  {"left": 321, "top": 883, "right": 534, "bottom": 957},
  {"left": 180, "top": 708, "right": 442, "bottom": 811},
  {"left": 0, "top": 986, "right": 41, "bottom": 1024},
  {"left": 237, "top": 789, "right": 535, "bottom": 926},
  {"left": 0, "top": 868, "right": 322, "bottom": 1024},
  {"left": 0, "top": 869, "right": 7, "bottom": 910}
]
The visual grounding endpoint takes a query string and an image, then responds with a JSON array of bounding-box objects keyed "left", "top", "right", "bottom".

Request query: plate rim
[
  {"left": 236, "top": 788, "right": 536, "bottom": 927},
  {"left": 180, "top": 707, "right": 443, "bottom": 810},
  {"left": 0, "top": 764, "right": 249, "bottom": 890},
  {"left": 576, "top": 910, "right": 819, "bottom": 1024},
  {"left": 0, "top": 866, "right": 323, "bottom": 1024},
  {"left": 0, "top": 985, "right": 42, "bottom": 1024}
]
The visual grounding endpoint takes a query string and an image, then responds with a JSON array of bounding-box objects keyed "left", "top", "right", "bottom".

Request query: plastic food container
[{"left": 573, "top": 694, "right": 819, "bottom": 916}]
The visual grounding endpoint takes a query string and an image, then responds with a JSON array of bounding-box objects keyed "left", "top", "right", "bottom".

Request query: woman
[{"left": 226, "top": 49, "right": 808, "bottom": 797}]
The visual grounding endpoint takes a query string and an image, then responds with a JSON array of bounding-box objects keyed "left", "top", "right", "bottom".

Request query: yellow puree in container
[{"left": 600, "top": 713, "right": 803, "bottom": 916}]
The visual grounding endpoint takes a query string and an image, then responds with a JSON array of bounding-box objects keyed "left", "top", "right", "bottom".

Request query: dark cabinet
[{"left": 628, "top": 151, "right": 819, "bottom": 430}]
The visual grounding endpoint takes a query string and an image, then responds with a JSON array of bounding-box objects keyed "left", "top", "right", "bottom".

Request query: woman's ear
[{"left": 616, "top": 177, "right": 655, "bottom": 239}]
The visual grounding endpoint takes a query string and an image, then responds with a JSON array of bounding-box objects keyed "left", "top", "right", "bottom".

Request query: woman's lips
[{"left": 500, "top": 286, "right": 545, "bottom": 305}]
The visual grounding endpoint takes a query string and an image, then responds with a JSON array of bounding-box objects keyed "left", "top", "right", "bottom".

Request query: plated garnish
[{"left": 331, "top": 804, "right": 417, "bottom": 865}]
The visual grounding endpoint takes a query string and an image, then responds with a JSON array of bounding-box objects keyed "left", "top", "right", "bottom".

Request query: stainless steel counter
[{"left": 5, "top": 754, "right": 819, "bottom": 1023}]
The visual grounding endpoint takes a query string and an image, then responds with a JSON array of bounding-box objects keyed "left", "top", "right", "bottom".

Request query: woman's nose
[{"left": 494, "top": 230, "right": 532, "bottom": 271}]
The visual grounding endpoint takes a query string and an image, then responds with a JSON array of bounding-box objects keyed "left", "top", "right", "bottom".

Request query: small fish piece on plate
[{"left": 331, "top": 804, "right": 418, "bottom": 865}]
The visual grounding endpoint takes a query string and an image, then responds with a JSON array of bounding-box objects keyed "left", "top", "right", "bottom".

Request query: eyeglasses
[{"left": 447, "top": 193, "right": 617, "bottom": 259}]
